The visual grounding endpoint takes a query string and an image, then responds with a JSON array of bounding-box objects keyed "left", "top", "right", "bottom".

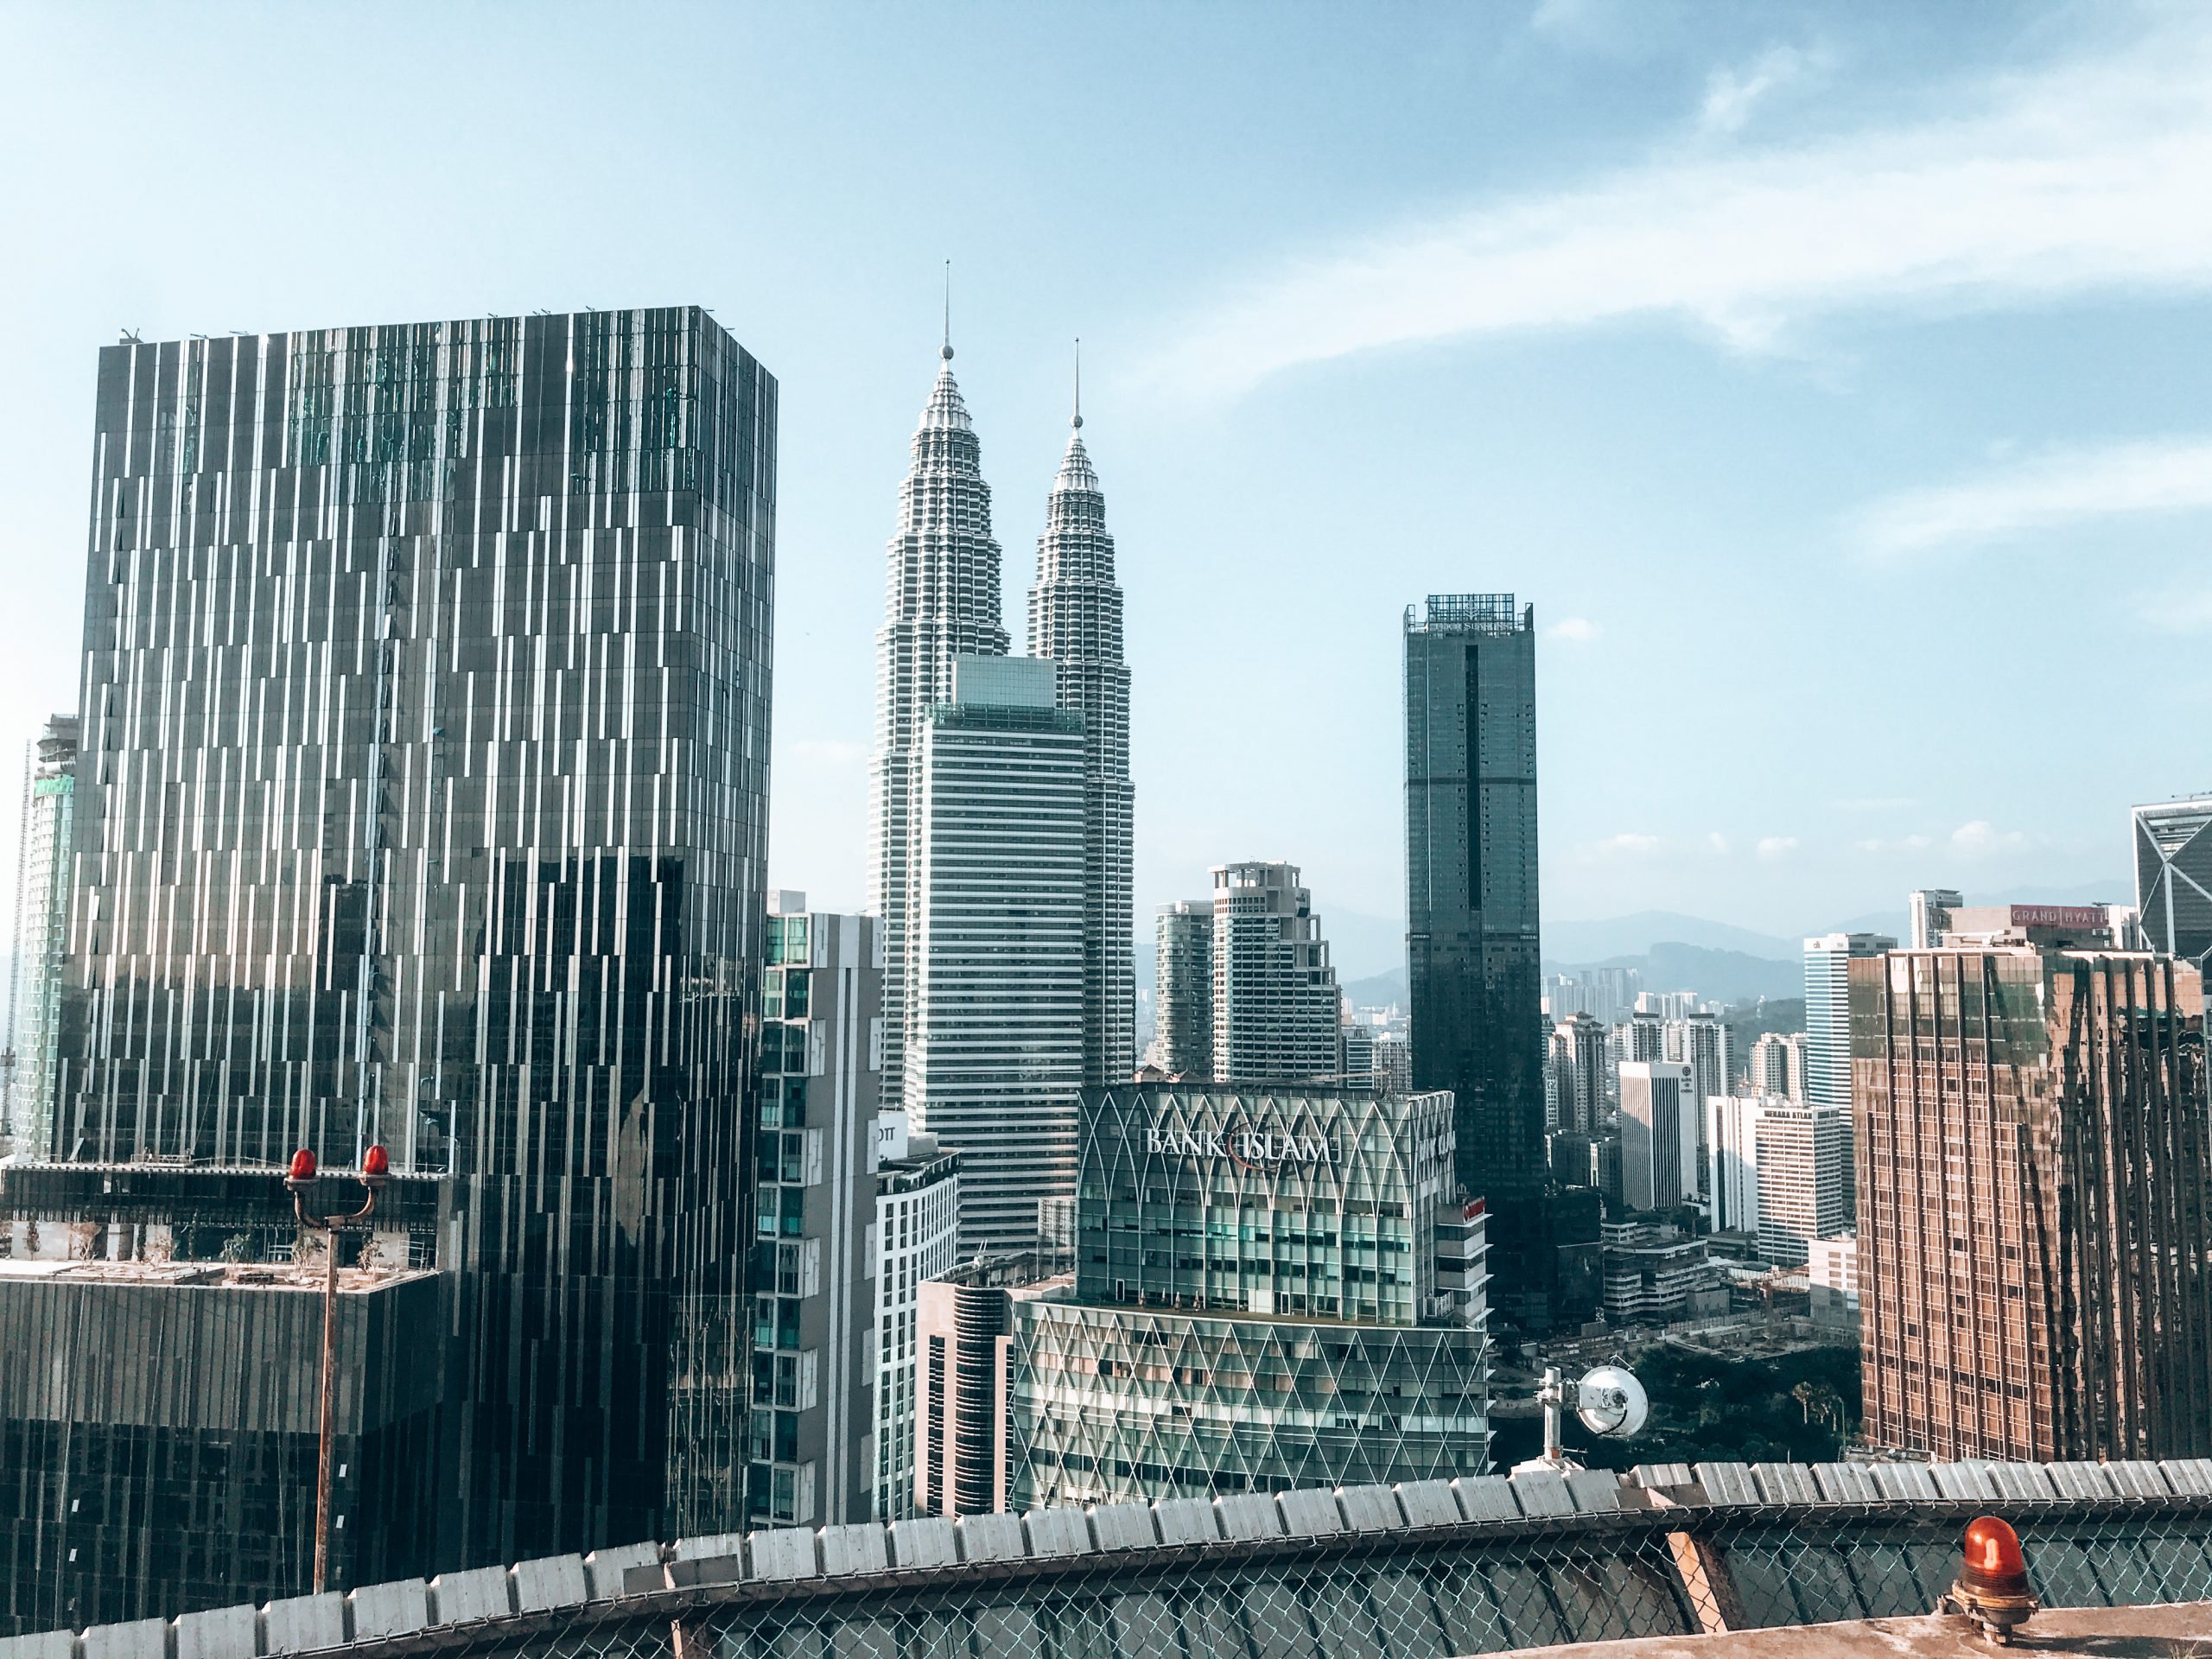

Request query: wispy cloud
[
  {"left": 2140, "top": 587, "right": 2212, "bottom": 634},
  {"left": 1583, "top": 831, "right": 1662, "bottom": 861},
  {"left": 1545, "top": 615, "right": 1602, "bottom": 642},
  {"left": 1856, "top": 436, "right": 2212, "bottom": 556},
  {"left": 1854, "top": 834, "right": 1933, "bottom": 855},
  {"left": 1699, "top": 46, "right": 1810, "bottom": 135},
  {"left": 1141, "top": 18, "right": 2212, "bottom": 399},
  {"left": 1952, "top": 819, "right": 2028, "bottom": 857},
  {"left": 1755, "top": 835, "right": 1799, "bottom": 861}
]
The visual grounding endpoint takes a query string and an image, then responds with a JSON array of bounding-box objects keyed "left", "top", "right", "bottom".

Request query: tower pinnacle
[
  {"left": 942, "top": 261, "right": 953, "bottom": 361},
  {"left": 1072, "top": 337, "right": 1083, "bottom": 429}
]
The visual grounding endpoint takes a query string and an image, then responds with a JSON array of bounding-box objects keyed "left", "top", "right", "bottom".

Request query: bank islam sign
[{"left": 1147, "top": 1122, "right": 1343, "bottom": 1171}]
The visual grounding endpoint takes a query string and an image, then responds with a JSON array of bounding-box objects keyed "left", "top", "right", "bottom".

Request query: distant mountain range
[{"left": 1328, "top": 881, "right": 2131, "bottom": 1014}]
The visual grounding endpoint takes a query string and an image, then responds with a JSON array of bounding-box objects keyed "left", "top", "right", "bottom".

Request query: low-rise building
[{"left": 1600, "top": 1220, "right": 1723, "bottom": 1325}]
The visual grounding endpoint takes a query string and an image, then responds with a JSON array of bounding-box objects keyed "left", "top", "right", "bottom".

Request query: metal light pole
[{"left": 285, "top": 1144, "right": 389, "bottom": 1595}]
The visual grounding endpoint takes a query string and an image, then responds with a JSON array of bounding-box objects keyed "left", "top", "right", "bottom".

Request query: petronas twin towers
[{"left": 870, "top": 340, "right": 1133, "bottom": 1246}]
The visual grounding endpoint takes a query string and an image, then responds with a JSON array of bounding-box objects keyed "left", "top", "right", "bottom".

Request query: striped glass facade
[{"left": 54, "top": 308, "right": 772, "bottom": 1567}]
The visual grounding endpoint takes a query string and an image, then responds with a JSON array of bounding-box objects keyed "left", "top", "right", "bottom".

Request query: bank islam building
[{"left": 1009, "top": 1084, "right": 1492, "bottom": 1506}]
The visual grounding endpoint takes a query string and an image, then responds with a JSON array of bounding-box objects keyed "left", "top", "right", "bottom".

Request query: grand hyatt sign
[{"left": 1146, "top": 1123, "right": 1343, "bottom": 1169}]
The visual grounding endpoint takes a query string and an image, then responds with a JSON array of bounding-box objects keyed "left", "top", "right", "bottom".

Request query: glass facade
[
  {"left": 1007, "top": 1083, "right": 1490, "bottom": 1506},
  {"left": 41, "top": 309, "right": 772, "bottom": 1593},
  {"left": 1854, "top": 947, "right": 2212, "bottom": 1461},
  {"left": 1402, "top": 596, "right": 1546, "bottom": 1318}
]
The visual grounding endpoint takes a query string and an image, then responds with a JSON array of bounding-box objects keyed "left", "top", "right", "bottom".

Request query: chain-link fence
[{"left": 20, "top": 1471, "right": 2212, "bottom": 1659}]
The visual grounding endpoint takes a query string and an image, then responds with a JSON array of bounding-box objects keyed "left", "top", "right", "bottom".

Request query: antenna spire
[
  {"left": 941, "top": 262, "right": 953, "bottom": 361},
  {"left": 1072, "top": 338, "right": 1083, "bottom": 429}
]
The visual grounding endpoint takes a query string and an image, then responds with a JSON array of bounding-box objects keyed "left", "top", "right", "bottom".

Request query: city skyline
[{"left": 4, "top": 3, "right": 2209, "bottom": 947}]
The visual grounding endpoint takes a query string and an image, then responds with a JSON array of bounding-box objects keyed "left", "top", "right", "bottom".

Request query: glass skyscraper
[
  {"left": 24, "top": 309, "right": 772, "bottom": 1608},
  {"left": 1802, "top": 931, "right": 1891, "bottom": 1223},
  {"left": 1403, "top": 595, "right": 1546, "bottom": 1313},
  {"left": 2133, "top": 795, "right": 2212, "bottom": 969}
]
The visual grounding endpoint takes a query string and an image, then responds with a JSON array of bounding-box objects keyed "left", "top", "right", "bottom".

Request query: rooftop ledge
[{"left": 4, "top": 1456, "right": 2209, "bottom": 1659}]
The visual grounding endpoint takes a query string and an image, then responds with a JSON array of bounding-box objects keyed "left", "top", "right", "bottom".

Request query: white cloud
[
  {"left": 1545, "top": 615, "right": 1602, "bottom": 642},
  {"left": 2142, "top": 588, "right": 2212, "bottom": 634},
  {"left": 1755, "top": 835, "right": 1799, "bottom": 861},
  {"left": 1585, "top": 831, "right": 1662, "bottom": 861},
  {"left": 1856, "top": 436, "right": 2212, "bottom": 556},
  {"left": 1699, "top": 46, "right": 1808, "bottom": 136},
  {"left": 1952, "top": 819, "right": 2028, "bottom": 857},
  {"left": 1854, "top": 833, "right": 1932, "bottom": 855},
  {"left": 1141, "top": 18, "right": 2212, "bottom": 399},
  {"left": 1707, "top": 831, "right": 1732, "bottom": 854}
]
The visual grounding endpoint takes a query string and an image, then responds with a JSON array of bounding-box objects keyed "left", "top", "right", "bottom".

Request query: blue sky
[{"left": 2, "top": 0, "right": 2206, "bottom": 960}]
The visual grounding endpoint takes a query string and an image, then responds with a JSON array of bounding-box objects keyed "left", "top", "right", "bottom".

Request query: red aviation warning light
[
  {"left": 361, "top": 1144, "right": 391, "bottom": 1185},
  {"left": 286, "top": 1148, "right": 320, "bottom": 1187},
  {"left": 1942, "top": 1515, "right": 2037, "bottom": 1644}
]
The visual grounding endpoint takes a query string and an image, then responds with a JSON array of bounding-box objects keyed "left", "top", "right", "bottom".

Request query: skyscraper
[
  {"left": 6, "top": 717, "right": 76, "bottom": 1160},
  {"left": 1667, "top": 1010, "right": 1729, "bottom": 1193},
  {"left": 1705, "top": 1090, "right": 1770, "bottom": 1236},
  {"left": 2133, "top": 795, "right": 2212, "bottom": 969},
  {"left": 1803, "top": 931, "right": 1891, "bottom": 1222},
  {"left": 1403, "top": 595, "right": 1545, "bottom": 1304},
  {"left": 1026, "top": 378, "right": 1134, "bottom": 1084},
  {"left": 748, "top": 898, "right": 914, "bottom": 1529},
  {"left": 1211, "top": 861, "right": 1340, "bottom": 1083},
  {"left": 1856, "top": 944, "right": 2212, "bottom": 1461},
  {"left": 1751, "top": 1098, "right": 1846, "bottom": 1267},
  {"left": 1907, "top": 887, "right": 1963, "bottom": 948},
  {"left": 905, "top": 656, "right": 1085, "bottom": 1250},
  {"left": 1149, "top": 900, "right": 1214, "bottom": 1077},
  {"left": 19, "top": 311, "right": 772, "bottom": 1618},
  {"left": 1745, "top": 1031, "right": 1806, "bottom": 1101},
  {"left": 1007, "top": 1083, "right": 1491, "bottom": 1507},
  {"left": 871, "top": 345, "right": 1009, "bottom": 1093},
  {"left": 1618, "top": 1061, "right": 1696, "bottom": 1213},
  {"left": 1550, "top": 1012, "right": 1607, "bottom": 1133}
]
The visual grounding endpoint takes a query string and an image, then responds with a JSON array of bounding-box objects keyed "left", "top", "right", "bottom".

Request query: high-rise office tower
[
  {"left": 1667, "top": 1011, "right": 1729, "bottom": 1193},
  {"left": 1856, "top": 944, "right": 2212, "bottom": 1461},
  {"left": 906, "top": 656, "right": 1085, "bottom": 1250},
  {"left": 871, "top": 345, "right": 1009, "bottom": 1092},
  {"left": 1803, "top": 931, "right": 1891, "bottom": 1222},
  {"left": 1026, "top": 383, "right": 1134, "bottom": 1084},
  {"left": 7, "top": 716, "right": 77, "bottom": 1159},
  {"left": 1002, "top": 1084, "right": 1490, "bottom": 1508},
  {"left": 868, "top": 1113, "right": 960, "bottom": 1522},
  {"left": 1619, "top": 1009, "right": 1664, "bottom": 1064},
  {"left": 2133, "top": 796, "right": 2212, "bottom": 969},
  {"left": 1550, "top": 1012, "right": 1607, "bottom": 1133},
  {"left": 1751, "top": 1099, "right": 1846, "bottom": 1267},
  {"left": 13, "top": 312, "right": 772, "bottom": 1625},
  {"left": 1149, "top": 899, "right": 1213, "bottom": 1077},
  {"left": 1211, "top": 861, "right": 1340, "bottom": 1083},
  {"left": 1618, "top": 1061, "right": 1696, "bottom": 1212},
  {"left": 1745, "top": 1031, "right": 1806, "bottom": 1101},
  {"left": 751, "top": 898, "right": 959, "bottom": 1529},
  {"left": 1705, "top": 1090, "right": 1770, "bottom": 1236},
  {"left": 1908, "top": 887, "right": 1963, "bottom": 949},
  {"left": 1403, "top": 594, "right": 1544, "bottom": 1315}
]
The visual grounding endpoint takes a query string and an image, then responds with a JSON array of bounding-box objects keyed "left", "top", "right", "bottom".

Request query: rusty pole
[
  {"left": 287, "top": 1147, "right": 386, "bottom": 1598},
  {"left": 315, "top": 1215, "right": 339, "bottom": 1593}
]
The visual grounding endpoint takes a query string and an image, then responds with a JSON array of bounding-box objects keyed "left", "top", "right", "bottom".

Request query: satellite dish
[{"left": 1574, "top": 1365, "right": 1649, "bottom": 1439}]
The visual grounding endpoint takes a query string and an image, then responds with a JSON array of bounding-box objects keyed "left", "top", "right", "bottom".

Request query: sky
[{"left": 2, "top": 0, "right": 2207, "bottom": 973}]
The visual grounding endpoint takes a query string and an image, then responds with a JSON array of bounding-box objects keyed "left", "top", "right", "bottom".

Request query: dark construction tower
[
  {"left": 1403, "top": 595, "right": 1548, "bottom": 1323},
  {"left": 42, "top": 311, "right": 771, "bottom": 1596}
]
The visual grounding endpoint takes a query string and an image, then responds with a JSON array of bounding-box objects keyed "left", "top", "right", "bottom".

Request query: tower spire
[
  {"left": 942, "top": 261, "right": 953, "bottom": 362},
  {"left": 1072, "top": 337, "right": 1082, "bottom": 429}
]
